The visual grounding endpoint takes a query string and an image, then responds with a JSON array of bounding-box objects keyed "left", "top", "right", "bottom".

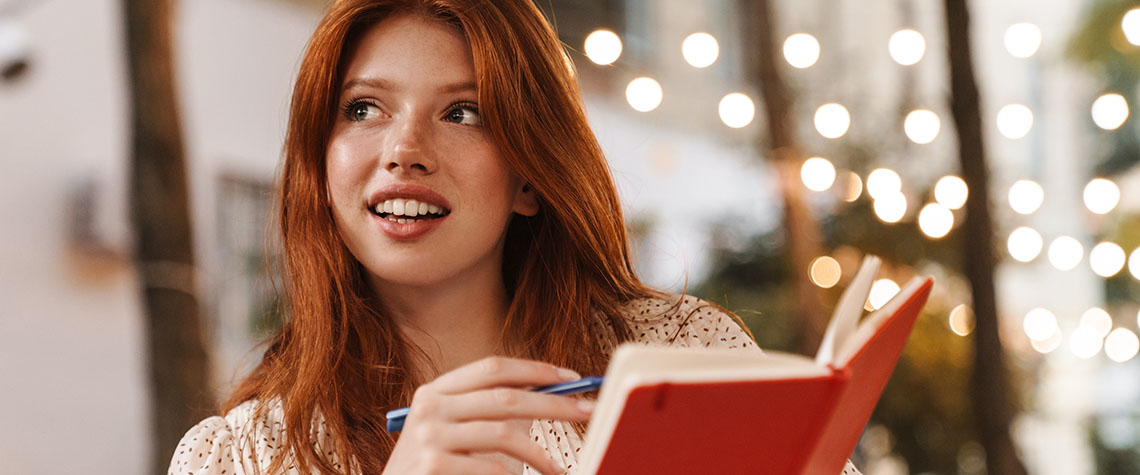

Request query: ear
[{"left": 511, "top": 181, "right": 540, "bottom": 217}]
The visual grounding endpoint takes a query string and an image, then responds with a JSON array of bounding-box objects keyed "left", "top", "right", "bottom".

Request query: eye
[
  {"left": 342, "top": 99, "right": 381, "bottom": 122},
  {"left": 444, "top": 102, "right": 481, "bottom": 126}
]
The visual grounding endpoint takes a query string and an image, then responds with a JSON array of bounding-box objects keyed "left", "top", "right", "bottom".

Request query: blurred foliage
[
  {"left": 1069, "top": 0, "right": 1140, "bottom": 176},
  {"left": 1090, "top": 415, "right": 1140, "bottom": 474}
]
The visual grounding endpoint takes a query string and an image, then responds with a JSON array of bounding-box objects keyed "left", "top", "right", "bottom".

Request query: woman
[{"left": 169, "top": 1, "right": 860, "bottom": 474}]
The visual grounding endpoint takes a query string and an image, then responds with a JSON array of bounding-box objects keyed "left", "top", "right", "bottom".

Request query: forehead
[{"left": 340, "top": 14, "right": 475, "bottom": 91}]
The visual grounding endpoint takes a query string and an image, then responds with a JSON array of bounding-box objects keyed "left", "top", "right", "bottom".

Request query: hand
[{"left": 383, "top": 356, "right": 595, "bottom": 475}]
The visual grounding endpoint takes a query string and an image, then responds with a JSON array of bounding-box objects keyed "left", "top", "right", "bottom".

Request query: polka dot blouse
[{"left": 169, "top": 295, "right": 864, "bottom": 474}]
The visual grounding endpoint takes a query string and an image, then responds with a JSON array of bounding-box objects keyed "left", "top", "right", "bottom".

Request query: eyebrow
[{"left": 340, "top": 77, "right": 477, "bottom": 95}]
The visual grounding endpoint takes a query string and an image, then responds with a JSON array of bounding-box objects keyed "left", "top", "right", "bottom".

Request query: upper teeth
[{"left": 375, "top": 198, "right": 445, "bottom": 217}]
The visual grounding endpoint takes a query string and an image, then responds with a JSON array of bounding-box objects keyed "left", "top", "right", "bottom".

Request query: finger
[
  {"left": 441, "top": 388, "right": 594, "bottom": 423},
  {"left": 428, "top": 356, "right": 580, "bottom": 394},
  {"left": 438, "top": 421, "right": 564, "bottom": 475}
]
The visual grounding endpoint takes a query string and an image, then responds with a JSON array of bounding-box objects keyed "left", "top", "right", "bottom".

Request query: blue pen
[{"left": 386, "top": 376, "right": 605, "bottom": 433}]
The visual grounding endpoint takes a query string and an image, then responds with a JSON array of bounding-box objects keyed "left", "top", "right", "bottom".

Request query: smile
[{"left": 372, "top": 198, "right": 451, "bottom": 223}]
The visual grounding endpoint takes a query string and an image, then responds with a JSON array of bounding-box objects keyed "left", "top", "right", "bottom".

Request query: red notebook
[{"left": 576, "top": 256, "right": 934, "bottom": 475}]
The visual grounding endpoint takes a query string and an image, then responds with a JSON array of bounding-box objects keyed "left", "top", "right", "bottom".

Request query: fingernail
[
  {"left": 558, "top": 367, "right": 581, "bottom": 381},
  {"left": 578, "top": 399, "right": 596, "bottom": 413}
]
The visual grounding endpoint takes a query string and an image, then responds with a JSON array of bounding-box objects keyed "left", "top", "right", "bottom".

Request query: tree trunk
[
  {"left": 123, "top": 0, "right": 212, "bottom": 472},
  {"left": 745, "top": 0, "right": 828, "bottom": 354},
  {"left": 942, "top": 1, "right": 1029, "bottom": 474}
]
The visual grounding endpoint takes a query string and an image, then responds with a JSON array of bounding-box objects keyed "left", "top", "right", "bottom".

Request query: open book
[{"left": 576, "top": 256, "right": 934, "bottom": 474}]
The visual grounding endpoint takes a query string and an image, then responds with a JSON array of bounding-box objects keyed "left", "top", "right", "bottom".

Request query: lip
[
  {"left": 367, "top": 183, "right": 451, "bottom": 241},
  {"left": 367, "top": 183, "right": 451, "bottom": 211}
]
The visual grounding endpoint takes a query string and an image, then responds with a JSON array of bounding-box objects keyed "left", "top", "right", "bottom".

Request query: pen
[{"left": 385, "top": 376, "right": 605, "bottom": 433}]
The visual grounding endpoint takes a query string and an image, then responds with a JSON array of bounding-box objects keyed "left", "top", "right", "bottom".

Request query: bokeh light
[
  {"left": 1083, "top": 178, "right": 1120, "bottom": 214},
  {"left": 625, "top": 77, "right": 662, "bottom": 112},
  {"left": 1023, "top": 308, "right": 1058, "bottom": 342},
  {"left": 866, "top": 168, "right": 902, "bottom": 200},
  {"left": 1106, "top": 328, "right": 1140, "bottom": 363},
  {"left": 840, "top": 171, "right": 863, "bottom": 202},
  {"left": 814, "top": 103, "right": 851, "bottom": 139},
  {"left": 1080, "top": 308, "right": 1114, "bottom": 339},
  {"left": 1008, "top": 227, "right": 1043, "bottom": 262},
  {"left": 873, "top": 192, "right": 908, "bottom": 224},
  {"left": 1092, "top": 93, "right": 1129, "bottom": 131},
  {"left": 1004, "top": 23, "right": 1042, "bottom": 58},
  {"left": 809, "top": 256, "right": 842, "bottom": 288},
  {"left": 1130, "top": 247, "right": 1140, "bottom": 280},
  {"left": 1008, "top": 180, "right": 1044, "bottom": 215},
  {"left": 888, "top": 29, "right": 926, "bottom": 66},
  {"left": 918, "top": 203, "right": 954, "bottom": 239},
  {"left": 1048, "top": 236, "right": 1084, "bottom": 271},
  {"left": 1089, "top": 242, "right": 1126, "bottom": 277},
  {"left": 584, "top": 29, "right": 622, "bottom": 65},
  {"left": 784, "top": 33, "right": 821, "bottom": 69},
  {"left": 868, "top": 279, "right": 901, "bottom": 311},
  {"left": 801, "top": 157, "right": 836, "bottom": 191},
  {"left": 948, "top": 304, "right": 975, "bottom": 336},
  {"left": 997, "top": 104, "right": 1034, "bottom": 139},
  {"left": 1030, "top": 328, "right": 1063, "bottom": 354},
  {"left": 934, "top": 175, "right": 968, "bottom": 209},
  {"left": 682, "top": 32, "right": 719, "bottom": 68},
  {"left": 1070, "top": 326, "right": 1104, "bottom": 359},
  {"left": 1124, "top": 8, "right": 1140, "bottom": 46},
  {"left": 904, "top": 109, "right": 940, "bottom": 144},
  {"left": 718, "top": 93, "right": 755, "bottom": 128}
]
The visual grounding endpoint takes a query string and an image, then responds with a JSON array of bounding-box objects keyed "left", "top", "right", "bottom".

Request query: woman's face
[{"left": 326, "top": 14, "right": 537, "bottom": 290}]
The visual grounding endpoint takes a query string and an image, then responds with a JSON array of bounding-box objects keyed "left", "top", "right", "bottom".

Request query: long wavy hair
[{"left": 223, "top": 0, "right": 656, "bottom": 472}]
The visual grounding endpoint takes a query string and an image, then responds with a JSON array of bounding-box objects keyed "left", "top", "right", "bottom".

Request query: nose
[{"left": 385, "top": 119, "right": 437, "bottom": 175}]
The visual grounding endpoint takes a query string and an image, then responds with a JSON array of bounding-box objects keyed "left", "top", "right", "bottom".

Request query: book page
[
  {"left": 834, "top": 276, "right": 929, "bottom": 367},
  {"left": 814, "top": 256, "right": 881, "bottom": 366}
]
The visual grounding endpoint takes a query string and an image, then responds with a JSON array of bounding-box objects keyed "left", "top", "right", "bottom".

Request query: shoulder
[{"left": 618, "top": 294, "right": 760, "bottom": 351}]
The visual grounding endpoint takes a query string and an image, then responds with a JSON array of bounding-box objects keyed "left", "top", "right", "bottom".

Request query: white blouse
[{"left": 169, "top": 295, "right": 863, "bottom": 474}]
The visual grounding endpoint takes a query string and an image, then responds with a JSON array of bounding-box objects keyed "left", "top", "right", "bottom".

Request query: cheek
[{"left": 325, "top": 135, "right": 374, "bottom": 203}]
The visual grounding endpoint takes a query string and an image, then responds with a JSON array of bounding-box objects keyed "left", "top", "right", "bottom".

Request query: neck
[{"left": 370, "top": 263, "right": 511, "bottom": 380}]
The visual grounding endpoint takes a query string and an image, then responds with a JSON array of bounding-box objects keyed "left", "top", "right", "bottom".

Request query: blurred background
[{"left": 2, "top": 0, "right": 1139, "bottom": 473}]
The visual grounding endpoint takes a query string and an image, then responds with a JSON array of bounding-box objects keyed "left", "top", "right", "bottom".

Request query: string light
[
  {"left": 904, "top": 109, "right": 940, "bottom": 144},
  {"left": 625, "top": 77, "right": 662, "bottom": 112},
  {"left": 1004, "top": 23, "right": 1042, "bottom": 58},
  {"left": 1091, "top": 93, "right": 1129, "bottom": 131},
  {"left": 1129, "top": 247, "right": 1140, "bottom": 280},
  {"left": 1083, "top": 178, "right": 1120, "bottom": 214},
  {"left": 948, "top": 304, "right": 975, "bottom": 336},
  {"left": 1047, "top": 236, "right": 1084, "bottom": 271},
  {"left": 997, "top": 104, "right": 1034, "bottom": 139},
  {"left": 918, "top": 203, "right": 954, "bottom": 238},
  {"left": 682, "top": 32, "right": 719, "bottom": 68},
  {"left": 1106, "top": 328, "right": 1140, "bottom": 362},
  {"left": 1030, "top": 329, "right": 1062, "bottom": 354},
  {"left": 868, "top": 279, "right": 901, "bottom": 311},
  {"left": 1089, "top": 242, "right": 1126, "bottom": 277},
  {"left": 866, "top": 168, "right": 902, "bottom": 200},
  {"left": 801, "top": 157, "right": 836, "bottom": 191},
  {"left": 809, "top": 256, "right": 842, "bottom": 288},
  {"left": 873, "top": 192, "right": 908, "bottom": 224},
  {"left": 718, "top": 93, "right": 755, "bottom": 128},
  {"left": 1008, "top": 227, "right": 1043, "bottom": 262},
  {"left": 1080, "top": 308, "right": 1114, "bottom": 339},
  {"left": 783, "top": 33, "right": 821, "bottom": 69},
  {"left": 814, "top": 103, "right": 851, "bottom": 138},
  {"left": 888, "top": 29, "right": 925, "bottom": 66},
  {"left": 840, "top": 171, "right": 863, "bottom": 202},
  {"left": 584, "top": 29, "right": 622, "bottom": 65},
  {"left": 1070, "top": 326, "right": 1104, "bottom": 359},
  {"left": 1023, "top": 308, "right": 1058, "bottom": 341},
  {"left": 1008, "top": 180, "right": 1044, "bottom": 215},
  {"left": 1123, "top": 8, "right": 1140, "bottom": 46},
  {"left": 934, "top": 175, "right": 968, "bottom": 209}
]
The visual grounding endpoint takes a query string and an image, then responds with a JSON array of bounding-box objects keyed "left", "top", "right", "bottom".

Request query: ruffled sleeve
[
  {"left": 167, "top": 415, "right": 242, "bottom": 474},
  {"left": 168, "top": 400, "right": 296, "bottom": 475}
]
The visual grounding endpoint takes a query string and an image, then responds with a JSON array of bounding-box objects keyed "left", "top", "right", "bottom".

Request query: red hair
[{"left": 224, "top": 0, "right": 655, "bottom": 472}]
